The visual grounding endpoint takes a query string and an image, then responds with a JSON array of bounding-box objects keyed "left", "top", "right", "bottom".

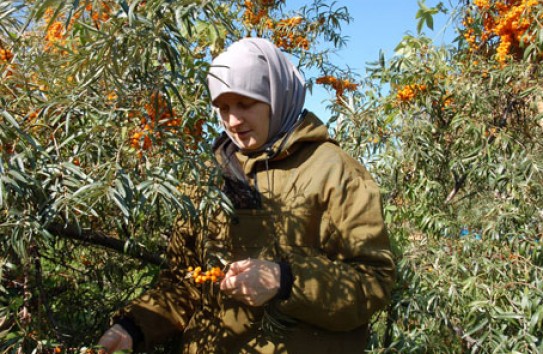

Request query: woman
[{"left": 98, "top": 37, "right": 395, "bottom": 353}]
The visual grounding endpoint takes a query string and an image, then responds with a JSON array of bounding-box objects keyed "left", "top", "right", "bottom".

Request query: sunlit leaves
[
  {"left": 1, "top": 0, "right": 356, "bottom": 352},
  {"left": 343, "top": 2, "right": 543, "bottom": 353}
]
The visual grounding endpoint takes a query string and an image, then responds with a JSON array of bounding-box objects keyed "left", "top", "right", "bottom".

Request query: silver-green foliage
[{"left": 337, "top": 2, "right": 543, "bottom": 352}]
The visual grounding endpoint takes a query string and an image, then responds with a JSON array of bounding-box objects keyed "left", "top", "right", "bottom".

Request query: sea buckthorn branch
[
  {"left": 241, "top": 1, "right": 313, "bottom": 51},
  {"left": 129, "top": 91, "right": 204, "bottom": 156},
  {"left": 42, "top": 1, "right": 115, "bottom": 53},
  {"left": 315, "top": 75, "right": 359, "bottom": 103},
  {"left": 46, "top": 222, "right": 164, "bottom": 265}
]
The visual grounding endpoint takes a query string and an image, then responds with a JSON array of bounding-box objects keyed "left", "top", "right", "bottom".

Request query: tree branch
[
  {"left": 46, "top": 223, "right": 164, "bottom": 266},
  {"left": 444, "top": 171, "right": 467, "bottom": 204},
  {"left": 451, "top": 324, "right": 481, "bottom": 352}
]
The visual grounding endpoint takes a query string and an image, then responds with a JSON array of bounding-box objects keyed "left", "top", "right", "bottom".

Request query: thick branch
[
  {"left": 444, "top": 172, "right": 467, "bottom": 204},
  {"left": 47, "top": 223, "right": 164, "bottom": 266}
]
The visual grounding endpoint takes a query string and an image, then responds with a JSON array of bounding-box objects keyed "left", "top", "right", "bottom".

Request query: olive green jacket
[{"left": 118, "top": 112, "right": 396, "bottom": 353}]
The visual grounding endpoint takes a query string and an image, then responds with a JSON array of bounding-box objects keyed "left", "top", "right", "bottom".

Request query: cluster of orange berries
[
  {"left": 443, "top": 96, "right": 454, "bottom": 108},
  {"left": 268, "top": 17, "right": 309, "bottom": 50},
  {"left": 243, "top": 0, "right": 272, "bottom": 26},
  {"left": 187, "top": 266, "right": 225, "bottom": 284},
  {"left": 396, "top": 84, "right": 427, "bottom": 102},
  {"left": 465, "top": 0, "right": 539, "bottom": 64},
  {"left": 27, "top": 110, "right": 40, "bottom": 121},
  {"left": 43, "top": 7, "right": 76, "bottom": 52},
  {"left": 130, "top": 93, "right": 204, "bottom": 154},
  {"left": 183, "top": 119, "right": 205, "bottom": 150},
  {"left": 0, "top": 47, "right": 13, "bottom": 63},
  {"left": 0, "top": 47, "right": 15, "bottom": 78},
  {"left": 243, "top": 1, "right": 310, "bottom": 51},
  {"left": 43, "top": 2, "right": 113, "bottom": 50},
  {"left": 106, "top": 91, "right": 118, "bottom": 102},
  {"left": 90, "top": 1, "right": 112, "bottom": 25},
  {"left": 44, "top": 21, "right": 67, "bottom": 49},
  {"left": 45, "top": 347, "right": 105, "bottom": 354},
  {"left": 316, "top": 76, "right": 359, "bottom": 102},
  {"left": 130, "top": 93, "right": 180, "bottom": 152},
  {"left": 274, "top": 35, "right": 309, "bottom": 50}
]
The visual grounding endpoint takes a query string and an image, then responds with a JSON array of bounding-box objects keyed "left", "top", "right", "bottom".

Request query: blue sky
[{"left": 285, "top": 0, "right": 457, "bottom": 118}]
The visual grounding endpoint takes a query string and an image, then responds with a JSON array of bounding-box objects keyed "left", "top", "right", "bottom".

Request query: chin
[{"left": 237, "top": 141, "right": 256, "bottom": 151}]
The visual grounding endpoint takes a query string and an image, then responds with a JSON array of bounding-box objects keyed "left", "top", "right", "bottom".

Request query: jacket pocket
[
  {"left": 277, "top": 207, "right": 322, "bottom": 255},
  {"left": 228, "top": 209, "right": 276, "bottom": 260}
]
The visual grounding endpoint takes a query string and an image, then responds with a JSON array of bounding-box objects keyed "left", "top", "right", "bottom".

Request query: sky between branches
[{"left": 286, "top": 0, "right": 456, "bottom": 119}]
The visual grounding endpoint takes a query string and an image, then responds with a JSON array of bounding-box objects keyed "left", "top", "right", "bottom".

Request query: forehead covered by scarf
[{"left": 207, "top": 37, "right": 306, "bottom": 150}]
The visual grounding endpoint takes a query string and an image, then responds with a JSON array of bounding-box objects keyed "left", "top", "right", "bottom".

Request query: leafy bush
[
  {"left": 338, "top": 1, "right": 543, "bottom": 352},
  {"left": 2, "top": 0, "right": 542, "bottom": 352},
  {"left": 1, "top": 0, "right": 353, "bottom": 352}
]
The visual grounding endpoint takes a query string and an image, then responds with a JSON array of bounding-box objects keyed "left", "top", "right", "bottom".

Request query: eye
[
  {"left": 218, "top": 105, "right": 229, "bottom": 114},
  {"left": 239, "top": 99, "right": 256, "bottom": 109}
]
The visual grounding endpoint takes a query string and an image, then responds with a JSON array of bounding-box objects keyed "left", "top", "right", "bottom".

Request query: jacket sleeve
[
  {"left": 276, "top": 156, "right": 396, "bottom": 332},
  {"left": 114, "top": 217, "right": 201, "bottom": 350}
]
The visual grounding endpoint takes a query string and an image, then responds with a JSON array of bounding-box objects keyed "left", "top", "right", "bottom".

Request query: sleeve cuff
[
  {"left": 276, "top": 261, "right": 294, "bottom": 300},
  {"left": 114, "top": 316, "right": 145, "bottom": 348}
]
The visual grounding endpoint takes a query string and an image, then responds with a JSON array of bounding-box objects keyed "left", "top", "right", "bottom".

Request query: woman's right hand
[
  {"left": 97, "top": 324, "right": 133, "bottom": 353},
  {"left": 220, "top": 258, "right": 280, "bottom": 307}
]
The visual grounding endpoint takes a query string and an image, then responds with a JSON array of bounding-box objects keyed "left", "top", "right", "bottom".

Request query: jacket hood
[{"left": 270, "top": 111, "right": 337, "bottom": 160}]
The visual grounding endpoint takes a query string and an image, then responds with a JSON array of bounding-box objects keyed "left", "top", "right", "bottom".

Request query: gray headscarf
[{"left": 207, "top": 37, "right": 306, "bottom": 152}]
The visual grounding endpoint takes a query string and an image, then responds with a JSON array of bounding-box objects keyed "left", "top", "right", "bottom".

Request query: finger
[
  {"left": 220, "top": 272, "right": 234, "bottom": 292},
  {"left": 221, "top": 272, "right": 252, "bottom": 294},
  {"left": 227, "top": 259, "right": 253, "bottom": 276},
  {"left": 223, "top": 266, "right": 237, "bottom": 279},
  {"left": 220, "top": 272, "right": 241, "bottom": 292}
]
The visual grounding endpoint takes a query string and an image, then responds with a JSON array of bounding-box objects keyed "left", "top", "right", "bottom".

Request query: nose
[{"left": 226, "top": 108, "right": 244, "bottom": 127}]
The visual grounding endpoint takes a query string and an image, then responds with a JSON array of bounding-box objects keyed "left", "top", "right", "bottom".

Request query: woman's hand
[
  {"left": 220, "top": 258, "right": 280, "bottom": 306},
  {"left": 97, "top": 324, "right": 133, "bottom": 353}
]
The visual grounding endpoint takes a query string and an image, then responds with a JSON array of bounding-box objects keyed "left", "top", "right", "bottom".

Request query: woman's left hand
[{"left": 220, "top": 258, "right": 280, "bottom": 306}]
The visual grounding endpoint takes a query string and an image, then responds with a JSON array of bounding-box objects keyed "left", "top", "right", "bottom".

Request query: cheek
[{"left": 219, "top": 115, "right": 229, "bottom": 127}]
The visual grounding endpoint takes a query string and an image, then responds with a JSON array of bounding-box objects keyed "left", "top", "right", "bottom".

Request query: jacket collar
[{"left": 231, "top": 111, "right": 337, "bottom": 175}]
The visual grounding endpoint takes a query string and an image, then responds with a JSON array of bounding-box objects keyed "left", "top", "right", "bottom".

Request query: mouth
[{"left": 233, "top": 130, "right": 251, "bottom": 138}]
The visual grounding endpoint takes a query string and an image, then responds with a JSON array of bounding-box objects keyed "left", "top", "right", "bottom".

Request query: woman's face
[{"left": 214, "top": 93, "right": 271, "bottom": 151}]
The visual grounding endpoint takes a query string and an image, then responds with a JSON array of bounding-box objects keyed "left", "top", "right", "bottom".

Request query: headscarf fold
[{"left": 207, "top": 37, "right": 306, "bottom": 152}]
